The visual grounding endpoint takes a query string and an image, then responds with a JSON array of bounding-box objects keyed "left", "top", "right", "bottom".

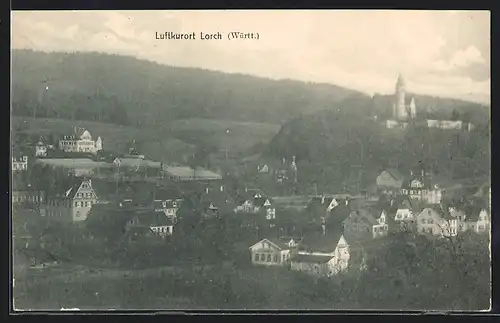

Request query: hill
[
  {"left": 265, "top": 96, "right": 490, "bottom": 193},
  {"left": 11, "top": 49, "right": 366, "bottom": 127},
  {"left": 12, "top": 117, "right": 195, "bottom": 164}
]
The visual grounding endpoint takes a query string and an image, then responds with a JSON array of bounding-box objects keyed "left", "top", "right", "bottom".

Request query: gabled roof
[
  {"left": 345, "top": 208, "right": 378, "bottom": 226},
  {"left": 300, "top": 230, "right": 347, "bottom": 253},
  {"left": 249, "top": 238, "right": 285, "bottom": 251},
  {"left": 133, "top": 210, "right": 175, "bottom": 226},
  {"left": 465, "top": 208, "right": 489, "bottom": 223},
  {"left": 291, "top": 253, "right": 334, "bottom": 264},
  {"left": 382, "top": 169, "right": 404, "bottom": 182},
  {"left": 267, "top": 236, "right": 302, "bottom": 249},
  {"left": 254, "top": 196, "right": 272, "bottom": 208}
]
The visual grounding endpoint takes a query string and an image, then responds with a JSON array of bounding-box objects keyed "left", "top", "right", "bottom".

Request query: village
[{"left": 12, "top": 117, "right": 491, "bottom": 280}]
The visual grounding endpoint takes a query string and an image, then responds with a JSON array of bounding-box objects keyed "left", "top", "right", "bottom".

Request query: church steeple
[{"left": 396, "top": 73, "right": 405, "bottom": 88}]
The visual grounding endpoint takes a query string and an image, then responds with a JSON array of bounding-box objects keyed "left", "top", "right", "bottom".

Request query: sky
[{"left": 11, "top": 10, "right": 491, "bottom": 104}]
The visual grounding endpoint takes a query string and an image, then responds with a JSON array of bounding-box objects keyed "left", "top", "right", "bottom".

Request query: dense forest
[{"left": 11, "top": 50, "right": 365, "bottom": 126}]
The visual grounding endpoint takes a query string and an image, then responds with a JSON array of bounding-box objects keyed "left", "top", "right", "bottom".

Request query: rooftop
[
  {"left": 291, "top": 253, "right": 333, "bottom": 264},
  {"left": 164, "top": 166, "right": 222, "bottom": 181}
]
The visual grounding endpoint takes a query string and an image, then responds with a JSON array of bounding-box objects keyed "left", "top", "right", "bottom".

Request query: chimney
[
  {"left": 421, "top": 169, "right": 424, "bottom": 178},
  {"left": 321, "top": 195, "right": 325, "bottom": 204},
  {"left": 205, "top": 187, "right": 209, "bottom": 194}
]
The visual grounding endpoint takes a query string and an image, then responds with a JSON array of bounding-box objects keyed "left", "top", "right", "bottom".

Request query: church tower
[{"left": 395, "top": 73, "right": 408, "bottom": 121}]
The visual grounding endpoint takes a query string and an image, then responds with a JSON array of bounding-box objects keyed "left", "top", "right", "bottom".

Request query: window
[
  {"left": 267, "top": 254, "right": 272, "bottom": 262},
  {"left": 273, "top": 254, "right": 278, "bottom": 262},
  {"left": 260, "top": 254, "right": 266, "bottom": 262},
  {"left": 283, "top": 254, "right": 286, "bottom": 262},
  {"left": 427, "top": 210, "right": 431, "bottom": 215},
  {"left": 254, "top": 254, "right": 259, "bottom": 262},
  {"left": 478, "top": 225, "right": 485, "bottom": 231},
  {"left": 428, "top": 219, "right": 433, "bottom": 224},
  {"left": 74, "top": 201, "right": 78, "bottom": 207}
]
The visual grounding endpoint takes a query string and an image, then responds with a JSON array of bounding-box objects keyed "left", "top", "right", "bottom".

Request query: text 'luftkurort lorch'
[{"left": 155, "top": 32, "right": 260, "bottom": 40}]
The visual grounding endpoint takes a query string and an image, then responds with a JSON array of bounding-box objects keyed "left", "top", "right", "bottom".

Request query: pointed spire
[{"left": 396, "top": 73, "right": 405, "bottom": 87}]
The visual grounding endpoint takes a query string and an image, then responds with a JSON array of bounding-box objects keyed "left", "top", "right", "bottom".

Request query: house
[
  {"left": 85, "top": 204, "right": 174, "bottom": 243},
  {"left": 376, "top": 169, "right": 404, "bottom": 195},
  {"left": 463, "top": 209, "right": 490, "bottom": 234},
  {"left": 125, "top": 210, "right": 176, "bottom": 238},
  {"left": 342, "top": 208, "right": 383, "bottom": 240},
  {"left": 416, "top": 207, "right": 459, "bottom": 238},
  {"left": 12, "top": 181, "right": 44, "bottom": 208},
  {"left": 257, "top": 164, "right": 269, "bottom": 173},
  {"left": 290, "top": 233, "right": 350, "bottom": 277},
  {"left": 12, "top": 155, "right": 28, "bottom": 172},
  {"left": 249, "top": 237, "right": 300, "bottom": 267},
  {"left": 306, "top": 195, "right": 349, "bottom": 223},
  {"left": 35, "top": 141, "right": 47, "bottom": 157},
  {"left": 153, "top": 187, "right": 184, "bottom": 220},
  {"left": 401, "top": 174, "right": 442, "bottom": 204},
  {"left": 235, "top": 192, "right": 276, "bottom": 221},
  {"left": 373, "top": 210, "right": 393, "bottom": 237},
  {"left": 42, "top": 178, "right": 98, "bottom": 222},
  {"left": 59, "top": 127, "right": 103, "bottom": 154},
  {"left": 392, "top": 197, "right": 418, "bottom": 231}
]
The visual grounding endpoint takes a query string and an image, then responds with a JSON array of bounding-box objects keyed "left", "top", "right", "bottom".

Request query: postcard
[{"left": 11, "top": 10, "right": 491, "bottom": 312}]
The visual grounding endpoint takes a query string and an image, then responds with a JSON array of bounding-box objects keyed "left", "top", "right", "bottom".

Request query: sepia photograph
[{"left": 11, "top": 10, "right": 491, "bottom": 311}]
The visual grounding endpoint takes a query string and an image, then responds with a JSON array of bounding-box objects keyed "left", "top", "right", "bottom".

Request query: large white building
[{"left": 59, "top": 127, "right": 103, "bottom": 154}]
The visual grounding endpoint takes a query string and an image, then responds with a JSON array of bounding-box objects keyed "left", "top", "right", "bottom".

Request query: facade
[
  {"left": 376, "top": 169, "right": 404, "bottom": 195},
  {"left": 12, "top": 156, "right": 28, "bottom": 172},
  {"left": 152, "top": 187, "right": 184, "bottom": 220},
  {"left": 373, "top": 210, "right": 390, "bottom": 238},
  {"left": 394, "top": 206, "right": 416, "bottom": 231},
  {"left": 290, "top": 234, "right": 350, "bottom": 277},
  {"left": 125, "top": 210, "right": 175, "bottom": 238},
  {"left": 249, "top": 237, "right": 300, "bottom": 267},
  {"left": 59, "top": 128, "right": 103, "bottom": 154},
  {"left": 401, "top": 177, "right": 442, "bottom": 205},
  {"left": 342, "top": 209, "right": 380, "bottom": 239},
  {"left": 463, "top": 209, "right": 490, "bottom": 234},
  {"left": 12, "top": 189, "right": 44, "bottom": 206},
  {"left": 35, "top": 141, "right": 47, "bottom": 157},
  {"left": 42, "top": 178, "right": 98, "bottom": 222},
  {"left": 235, "top": 192, "right": 276, "bottom": 220},
  {"left": 416, "top": 207, "right": 459, "bottom": 238}
]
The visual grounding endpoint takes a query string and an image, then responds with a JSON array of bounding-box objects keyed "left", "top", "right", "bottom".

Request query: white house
[
  {"left": 373, "top": 210, "right": 390, "bottom": 238},
  {"left": 12, "top": 156, "right": 28, "bottom": 172},
  {"left": 249, "top": 237, "right": 300, "bottom": 267},
  {"left": 59, "top": 127, "right": 103, "bottom": 154},
  {"left": 290, "top": 234, "right": 350, "bottom": 277},
  {"left": 35, "top": 141, "right": 47, "bottom": 157},
  {"left": 42, "top": 178, "right": 98, "bottom": 223},
  {"left": 463, "top": 209, "right": 490, "bottom": 234},
  {"left": 235, "top": 192, "right": 276, "bottom": 220},
  {"left": 416, "top": 207, "right": 459, "bottom": 238},
  {"left": 125, "top": 211, "right": 175, "bottom": 238},
  {"left": 401, "top": 178, "right": 442, "bottom": 205}
]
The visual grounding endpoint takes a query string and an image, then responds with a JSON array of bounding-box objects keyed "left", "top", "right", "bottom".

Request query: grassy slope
[{"left": 12, "top": 116, "right": 281, "bottom": 162}]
